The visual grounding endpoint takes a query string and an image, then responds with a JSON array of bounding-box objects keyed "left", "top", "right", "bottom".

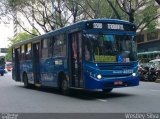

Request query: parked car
[
  {"left": 5, "top": 62, "right": 12, "bottom": 71},
  {"left": 0, "top": 66, "right": 5, "bottom": 76}
]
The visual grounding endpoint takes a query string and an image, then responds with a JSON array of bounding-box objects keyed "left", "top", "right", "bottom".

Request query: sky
[{"left": 0, "top": 18, "right": 13, "bottom": 48}]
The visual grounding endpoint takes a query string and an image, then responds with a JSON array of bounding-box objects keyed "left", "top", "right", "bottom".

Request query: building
[
  {"left": 0, "top": 48, "right": 8, "bottom": 56},
  {"left": 13, "top": 9, "right": 35, "bottom": 37},
  {"left": 13, "top": 1, "right": 53, "bottom": 36},
  {"left": 136, "top": 1, "right": 160, "bottom": 63},
  {"left": 137, "top": 29, "right": 160, "bottom": 62}
]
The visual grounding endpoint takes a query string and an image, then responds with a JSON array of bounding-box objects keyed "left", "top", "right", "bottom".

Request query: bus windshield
[{"left": 84, "top": 34, "right": 137, "bottom": 62}]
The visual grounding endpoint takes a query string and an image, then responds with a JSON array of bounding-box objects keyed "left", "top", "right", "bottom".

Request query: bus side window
[
  {"left": 41, "top": 39, "right": 48, "bottom": 58},
  {"left": 85, "top": 45, "right": 90, "bottom": 61},
  {"left": 85, "top": 40, "right": 91, "bottom": 61},
  {"left": 26, "top": 43, "right": 32, "bottom": 60},
  {"left": 53, "top": 34, "right": 66, "bottom": 57},
  {"left": 12, "top": 49, "right": 15, "bottom": 61},
  {"left": 41, "top": 38, "right": 53, "bottom": 58},
  {"left": 48, "top": 38, "right": 53, "bottom": 58},
  {"left": 20, "top": 45, "right": 25, "bottom": 61}
]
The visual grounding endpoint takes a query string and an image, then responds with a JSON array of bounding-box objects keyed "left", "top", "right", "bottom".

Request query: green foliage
[
  {"left": 4, "top": 0, "right": 160, "bottom": 35},
  {"left": 8, "top": 0, "right": 33, "bottom": 8},
  {"left": 135, "top": 0, "right": 158, "bottom": 32},
  {"left": 10, "top": 30, "right": 37, "bottom": 44},
  {"left": 5, "top": 48, "right": 12, "bottom": 62},
  {"left": 6, "top": 30, "right": 37, "bottom": 61},
  {"left": 110, "top": 0, "right": 127, "bottom": 20}
]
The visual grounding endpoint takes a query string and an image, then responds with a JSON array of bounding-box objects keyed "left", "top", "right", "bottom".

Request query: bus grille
[
  {"left": 98, "top": 63, "right": 134, "bottom": 70},
  {"left": 102, "top": 74, "right": 131, "bottom": 78}
]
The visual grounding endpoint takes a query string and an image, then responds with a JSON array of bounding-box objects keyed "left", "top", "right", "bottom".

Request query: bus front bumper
[{"left": 84, "top": 74, "right": 139, "bottom": 90}]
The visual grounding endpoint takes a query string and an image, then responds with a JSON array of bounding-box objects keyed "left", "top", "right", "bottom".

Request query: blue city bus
[{"left": 12, "top": 19, "right": 139, "bottom": 94}]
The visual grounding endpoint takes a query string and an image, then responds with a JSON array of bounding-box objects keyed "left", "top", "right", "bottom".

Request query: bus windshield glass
[{"left": 84, "top": 34, "right": 137, "bottom": 62}]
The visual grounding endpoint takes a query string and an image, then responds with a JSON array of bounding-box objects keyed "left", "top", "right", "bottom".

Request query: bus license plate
[{"left": 114, "top": 81, "right": 123, "bottom": 85}]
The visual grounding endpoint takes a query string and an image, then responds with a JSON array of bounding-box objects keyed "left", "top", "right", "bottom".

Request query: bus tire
[
  {"left": 102, "top": 89, "right": 113, "bottom": 93},
  {"left": 23, "top": 73, "right": 31, "bottom": 88},
  {"left": 60, "top": 77, "right": 70, "bottom": 95},
  {"left": 1, "top": 73, "right": 4, "bottom": 76}
]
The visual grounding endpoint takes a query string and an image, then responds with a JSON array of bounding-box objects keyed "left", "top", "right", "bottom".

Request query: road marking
[
  {"left": 151, "top": 89, "right": 160, "bottom": 92},
  {"left": 96, "top": 99, "right": 108, "bottom": 102}
]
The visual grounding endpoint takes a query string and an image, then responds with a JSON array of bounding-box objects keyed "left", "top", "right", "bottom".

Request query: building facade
[
  {"left": 137, "top": 29, "right": 160, "bottom": 62},
  {"left": 0, "top": 48, "right": 8, "bottom": 56}
]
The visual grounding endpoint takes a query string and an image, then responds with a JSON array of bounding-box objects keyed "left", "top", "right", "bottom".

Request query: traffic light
[{"left": 156, "top": 0, "right": 160, "bottom": 5}]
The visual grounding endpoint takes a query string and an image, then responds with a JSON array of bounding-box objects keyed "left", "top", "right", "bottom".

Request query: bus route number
[{"left": 93, "top": 23, "right": 102, "bottom": 29}]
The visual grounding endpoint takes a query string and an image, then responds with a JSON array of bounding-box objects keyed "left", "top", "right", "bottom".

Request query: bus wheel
[
  {"left": 102, "top": 89, "right": 113, "bottom": 93},
  {"left": 23, "top": 74, "right": 30, "bottom": 88},
  {"left": 1, "top": 73, "right": 4, "bottom": 76},
  {"left": 60, "top": 79, "right": 70, "bottom": 95}
]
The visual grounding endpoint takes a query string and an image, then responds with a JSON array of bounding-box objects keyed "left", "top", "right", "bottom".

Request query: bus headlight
[
  {"left": 132, "top": 73, "right": 136, "bottom": 77},
  {"left": 97, "top": 74, "right": 102, "bottom": 79}
]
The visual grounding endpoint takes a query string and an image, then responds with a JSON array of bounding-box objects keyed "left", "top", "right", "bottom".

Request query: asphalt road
[{"left": 0, "top": 72, "right": 160, "bottom": 113}]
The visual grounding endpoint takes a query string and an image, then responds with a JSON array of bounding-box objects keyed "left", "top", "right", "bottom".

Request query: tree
[
  {"left": 1, "top": 0, "right": 85, "bottom": 35},
  {"left": 65, "top": 0, "right": 84, "bottom": 23},
  {"left": 1, "top": 0, "right": 160, "bottom": 35},
  {"left": 78, "top": 0, "right": 117, "bottom": 19},
  {"left": 5, "top": 31, "right": 37, "bottom": 61},
  {"left": 106, "top": 0, "right": 160, "bottom": 32}
]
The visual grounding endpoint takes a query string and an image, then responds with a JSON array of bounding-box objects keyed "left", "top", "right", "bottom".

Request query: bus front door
[
  {"left": 32, "top": 43, "right": 40, "bottom": 85},
  {"left": 70, "top": 32, "right": 83, "bottom": 88},
  {"left": 14, "top": 48, "right": 20, "bottom": 81}
]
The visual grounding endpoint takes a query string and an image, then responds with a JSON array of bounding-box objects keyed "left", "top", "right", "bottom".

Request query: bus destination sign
[
  {"left": 86, "top": 22, "right": 136, "bottom": 31},
  {"left": 107, "top": 24, "right": 124, "bottom": 30}
]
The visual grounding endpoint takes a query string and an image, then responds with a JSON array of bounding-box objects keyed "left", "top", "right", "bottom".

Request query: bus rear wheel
[
  {"left": 102, "top": 89, "right": 113, "bottom": 93},
  {"left": 60, "top": 79, "right": 70, "bottom": 95},
  {"left": 1, "top": 73, "right": 4, "bottom": 76},
  {"left": 23, "top": 74, "right": 31, "bottom": 88}
]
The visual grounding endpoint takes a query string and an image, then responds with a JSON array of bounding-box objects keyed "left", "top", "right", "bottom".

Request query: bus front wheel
[
  {"left": 1, "top": 73, "right": 4, "bottom": 76},
  {"left": 102, "top": 89, "right": 113, "bottom": 93}
]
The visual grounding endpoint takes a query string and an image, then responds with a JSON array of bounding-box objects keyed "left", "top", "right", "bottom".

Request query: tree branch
[
  {"left": 139, "top": 14, "right": 160, "bottom": 32},
  {"left": 106, "top": 0, "right": 121, "bottom": 19}
]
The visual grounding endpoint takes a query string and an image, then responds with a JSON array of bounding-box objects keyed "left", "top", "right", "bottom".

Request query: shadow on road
[{"left": 17, "top": 85, "right": 135, "bottom": 100}]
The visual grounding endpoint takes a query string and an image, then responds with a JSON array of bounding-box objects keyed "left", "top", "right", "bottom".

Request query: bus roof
[{"left": 12, "top": 19, "right": 135, "bottom": 48}]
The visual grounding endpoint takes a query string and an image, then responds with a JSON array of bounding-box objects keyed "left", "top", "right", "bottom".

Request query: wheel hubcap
[
  {"left": 24, "top": 75, "right": 28, "bottom": 86},
  {"left": 62, "top": 80, "right": 68, "bottom": 90}
]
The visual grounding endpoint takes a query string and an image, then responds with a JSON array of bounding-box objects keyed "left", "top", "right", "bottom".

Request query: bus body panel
[
  {"left": 40, "top": 58, "right": 55, "bottom": 86},
  {"left": 40, "top": 57, "right": 68, "bottom": 87},
  {"left": 19, "top": 60, "right": 34, "bottom": 83}
]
